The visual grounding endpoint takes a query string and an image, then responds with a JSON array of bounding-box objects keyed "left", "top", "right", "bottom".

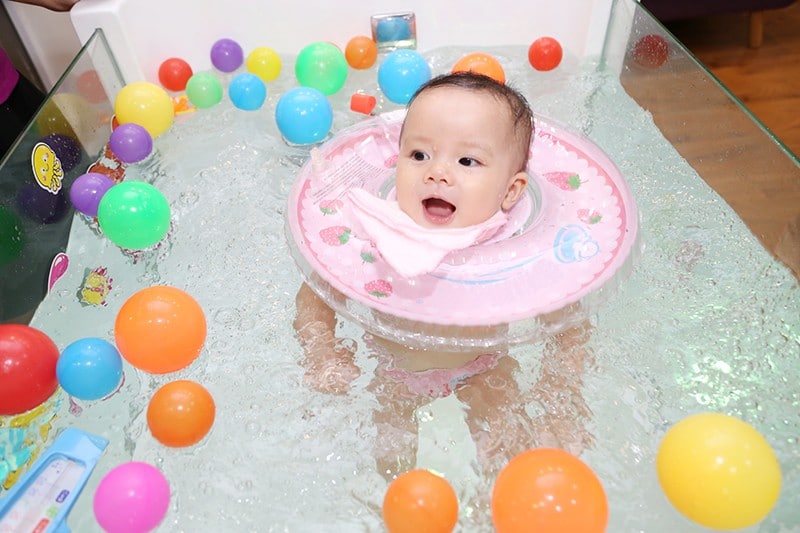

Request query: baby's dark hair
[{"left": 406, "top": 71, "right": 534, "bottom": 172}]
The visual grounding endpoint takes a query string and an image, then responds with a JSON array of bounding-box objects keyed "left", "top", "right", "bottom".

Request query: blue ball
[
  {"left": 229, "top": 72, "right": 267, "bottom": 111},
  {"left": 376, "top": 17, "right": 412, "bottom": 42},
  {"left": 275, "top": 87, "right": 333, "bottom": 145},
  {"left": 57, "top": 337, "right": 123, "bottom": 401},
  {"left": 378, "top": 49, "right": 431, "bottom": 105}
]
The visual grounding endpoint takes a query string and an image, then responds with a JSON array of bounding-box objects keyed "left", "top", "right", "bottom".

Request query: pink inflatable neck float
[{"left": 287, "top": 110, "right": 639, "bottom": 350}]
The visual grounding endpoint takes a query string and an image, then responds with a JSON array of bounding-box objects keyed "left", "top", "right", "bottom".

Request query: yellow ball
[
  {"left": 36, "top": 93, "right": 96, "bottom": 139},
  {"left": 246, "top": 47, "right": 282, "bottom": 82},
  {"left": 657, "top": 413, "right": 781, "bottom": 530},
  {"left": 114, "top": 81, "right": 174, "bottom": 138}
]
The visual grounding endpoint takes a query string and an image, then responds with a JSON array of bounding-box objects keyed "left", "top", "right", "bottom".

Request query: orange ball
[
  {"left": 451, "top": 52, "right": 506, "bottom": 84},
  {"left": 115, "top": 286, "right": 207, "bottom": 374},
  {"left": 147, "top": 380, "right": 215, "bottom": 447},
  {"left": 491, "top": 448, "right": 608, "bottom": 533},
  {"left": 383, "top": 469, "right": 458, "bottom": 533},
  {"left": 345, "top": 35, "right": 378, "bottom": 70}
]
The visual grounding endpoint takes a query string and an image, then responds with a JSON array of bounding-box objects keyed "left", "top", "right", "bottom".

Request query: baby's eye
[
  {"left": 458, "top": 157, "right": 480, "bottom": 167},
  {"left": 411, "top": 150, "right": 428, "bottom": 161}
]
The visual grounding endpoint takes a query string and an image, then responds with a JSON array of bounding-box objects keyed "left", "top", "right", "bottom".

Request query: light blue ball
[
  {"left": 378, "top": 49, "right": 431, "bottom": 105},
  {"left": 57, "top": 337, "right": 123, "bottom": 401},
  {"left": 275, "top": 87, "right": 333, "bottom": 145},
  {"left": 376, "top": 17, "right": 412, "bottom": 42},
  {"left": 229, "top": 72, "right": 267, "bottom": 111}
]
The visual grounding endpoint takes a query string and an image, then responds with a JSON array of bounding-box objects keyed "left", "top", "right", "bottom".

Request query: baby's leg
[
  {"left": 456, "top": 355, "right": 537, "bottom": 476},
  {"left": 293, "top": 283, "right": 360, "bottom": 395},
  {"left": 368, "top": 372, "right": 428, "bottom": 481},
  {"left": 528, "top": 321, "right": 595, "bottom": 455}
]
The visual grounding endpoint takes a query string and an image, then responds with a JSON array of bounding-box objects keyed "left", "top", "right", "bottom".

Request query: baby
[
  {"left": 393, "top": 71, "right": 531, "bottom": 230},
  {"left": 294, "top": 72, "right": 592, "bottom": 479}
]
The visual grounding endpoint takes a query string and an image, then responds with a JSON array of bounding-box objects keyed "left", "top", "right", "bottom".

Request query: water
[{"left": 6, "top": 46, "right": 800, "bottom": 531}]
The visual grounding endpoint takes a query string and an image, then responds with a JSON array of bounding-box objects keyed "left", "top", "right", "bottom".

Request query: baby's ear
[{"left": 501, "top": 171, "right": 528, "bottom": 210}]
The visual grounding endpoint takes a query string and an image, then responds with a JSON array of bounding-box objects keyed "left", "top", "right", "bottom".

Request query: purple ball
[
  {"left": 17, "top": 183, "right": 69, "bottom": 224},
  {"left": 109, "top": 123, "right": 153, "bottom": 164},
  {"left": 210, "top": 38, "right": 244, "bottom": 73},
  {"left": 40, "top": 133, "right": 82, "bottom": 172},
  {"left": 70, "top": 172, "right": 115, "bottom": 217}
]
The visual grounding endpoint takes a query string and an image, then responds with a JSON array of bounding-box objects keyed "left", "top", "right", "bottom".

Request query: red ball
[
  {"left": 632, "top": 34, "right": 669, "bottom": 69},
  {"left": 158, "top": 58, "right": 194, "bottom": 92},
  {"left": 528, "top": 37, "right": 563, "bottom": 72},
  {"left": 0, "top": 325, "right": 60, "bottom": 415}
]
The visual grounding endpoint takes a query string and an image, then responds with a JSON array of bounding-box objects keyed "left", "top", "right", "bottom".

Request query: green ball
[
  {"left": 97, "top": 181, "right": 171, "bottom": 250},
  {"left": 186, "top": 72, "right": 223, "bottom": 109},
  {"left": 0, "top": 206, "right": 25, "bottom": 266},
  {"left": 295, "top": 42, "right": 348, "bottom": 96}
]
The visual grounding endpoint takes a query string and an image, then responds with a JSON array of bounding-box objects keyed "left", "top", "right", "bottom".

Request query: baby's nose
[{"left": 426, "top": 163, "right": 450, "bottom": 184}]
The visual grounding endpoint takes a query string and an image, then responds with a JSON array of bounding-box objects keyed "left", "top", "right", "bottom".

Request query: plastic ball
[
  {"left": 210, "top": 38, "right": 244, "bottom": 73},
  {"left": 76, "top": 69, "right": 108, "bottom": 104},
  {"left": 275, "top": 87, "right": 333, "bottom": 145},
  {"left": 158, "top": 57, "right": 193, "bottom": 92},
  {"left": 345, "top": 35, "right": 378, "bottom": 70},
  {"left": 228, "top": 72, "right": 267, "bottom": 111},
  {"left": 35, "top": 93, "right": 95, "bottom": 139},
  {"left": 39, "top": 133, "right": 82, "bottom": 172},
  {"left": 0, "top": 206, "right": 24, "bottom": 266},
  {"left": 295, "top": 42, "right": 349, "bottom": 96},
  {"left": 93, "top": 462, "right": 170, "bottom": 533},
  {"left": 383, "top": 469, "right": 458, "bottom": 533},
  {"left": 109, "top": 122, "right": 153, "bottom": 164},
  {"left": 246, "top": 46, "right": 282, "bottom": 82},
  {"left": 528, "top": 37, "right": 563, "bottom": 72},
  {"left": 657, "top": 413, "right": 781, "bottom": 530},
  {"left": 114, "top": 82, "right": 174, "bottom": 138},
  {"left": 633, "top": 34, "right": 670, "bottom": 69},
  {"left": 97, "top": 181, "right": 170, "bottom": 250},
  {"left": 0, "top": 324, "right": 59, "bottom": 416},
  {"left": 378, "top": 49, "right": 431, "bottom": 105},
  {"left": 376, "top": 17, "right": 412, "bottom": 42},
  {"left": 69, "top": 172, "right": 114, "bottom": 218},
  {"left": 115, "top": 286, "right": 207, "bottom": 374},
  {"left": 17, "top": 183, "right": 69, "bottom": 224},
  {"left": 452, "top": 52, "right": 506, "bottom": 84},
  {"left": 147, "top": 380, "right": 215, "bottom": 447},
  {"left": 56, "top": 337, "right": 122, "bottom": 401},
  {"left": 491, "top": 448, "right": 608, "bottom": 533},
  {"left": 185, "top": 72, "right": 223, "bottom": 109}
]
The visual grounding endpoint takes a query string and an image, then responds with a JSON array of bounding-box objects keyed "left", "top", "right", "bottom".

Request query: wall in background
[{"left": 1, "top": 0, "right": 82, "bottom": 91}]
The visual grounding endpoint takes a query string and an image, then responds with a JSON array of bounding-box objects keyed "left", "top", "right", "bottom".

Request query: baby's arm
[{"left": 293, "top": 282, "right": 360, "bottom": 394}]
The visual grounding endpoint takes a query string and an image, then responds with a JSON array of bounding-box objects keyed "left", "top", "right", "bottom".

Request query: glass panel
[
  {"left": 609, "top": 0, "right": 800, "bottom": 260},
  {"left": 0, "top": 29, "right": 124, "bottom": 324}
]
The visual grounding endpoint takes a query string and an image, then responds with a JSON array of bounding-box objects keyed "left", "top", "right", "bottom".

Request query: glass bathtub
[{"left": 1, "top": 0, "right": 798, "bottom": 531}]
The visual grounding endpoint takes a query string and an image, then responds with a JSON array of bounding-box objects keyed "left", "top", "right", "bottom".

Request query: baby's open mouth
[{"left": 423, "top": 197, "right": 455, "bottom": 223}]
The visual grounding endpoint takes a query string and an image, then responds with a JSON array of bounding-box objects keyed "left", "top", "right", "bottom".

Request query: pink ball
[{"left": 93, "top": 462, "right": 170, "bottom": 532}]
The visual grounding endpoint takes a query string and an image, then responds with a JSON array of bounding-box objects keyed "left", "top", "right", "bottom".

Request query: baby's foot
[
  {"left": 373, "top": 421, "right": 418, "bottom": 482},
  {"left": 531, "top": 411, "right": 595, "bottom": 456},
  {"left": 471, "top": 410, "right": 538, "bottom": 477}
]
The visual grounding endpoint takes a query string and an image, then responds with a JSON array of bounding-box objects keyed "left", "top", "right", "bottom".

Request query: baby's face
[{"left": 395, "top": 87, "right": 528, "bottom": 229}]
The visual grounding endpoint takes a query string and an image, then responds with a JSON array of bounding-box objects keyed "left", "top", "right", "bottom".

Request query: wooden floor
[
  {"left": 665, "top": 2, "right": 800, "bottom": 157},
  {"left": 622, "top": 4, "right": 800, "bottom": 277}
]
